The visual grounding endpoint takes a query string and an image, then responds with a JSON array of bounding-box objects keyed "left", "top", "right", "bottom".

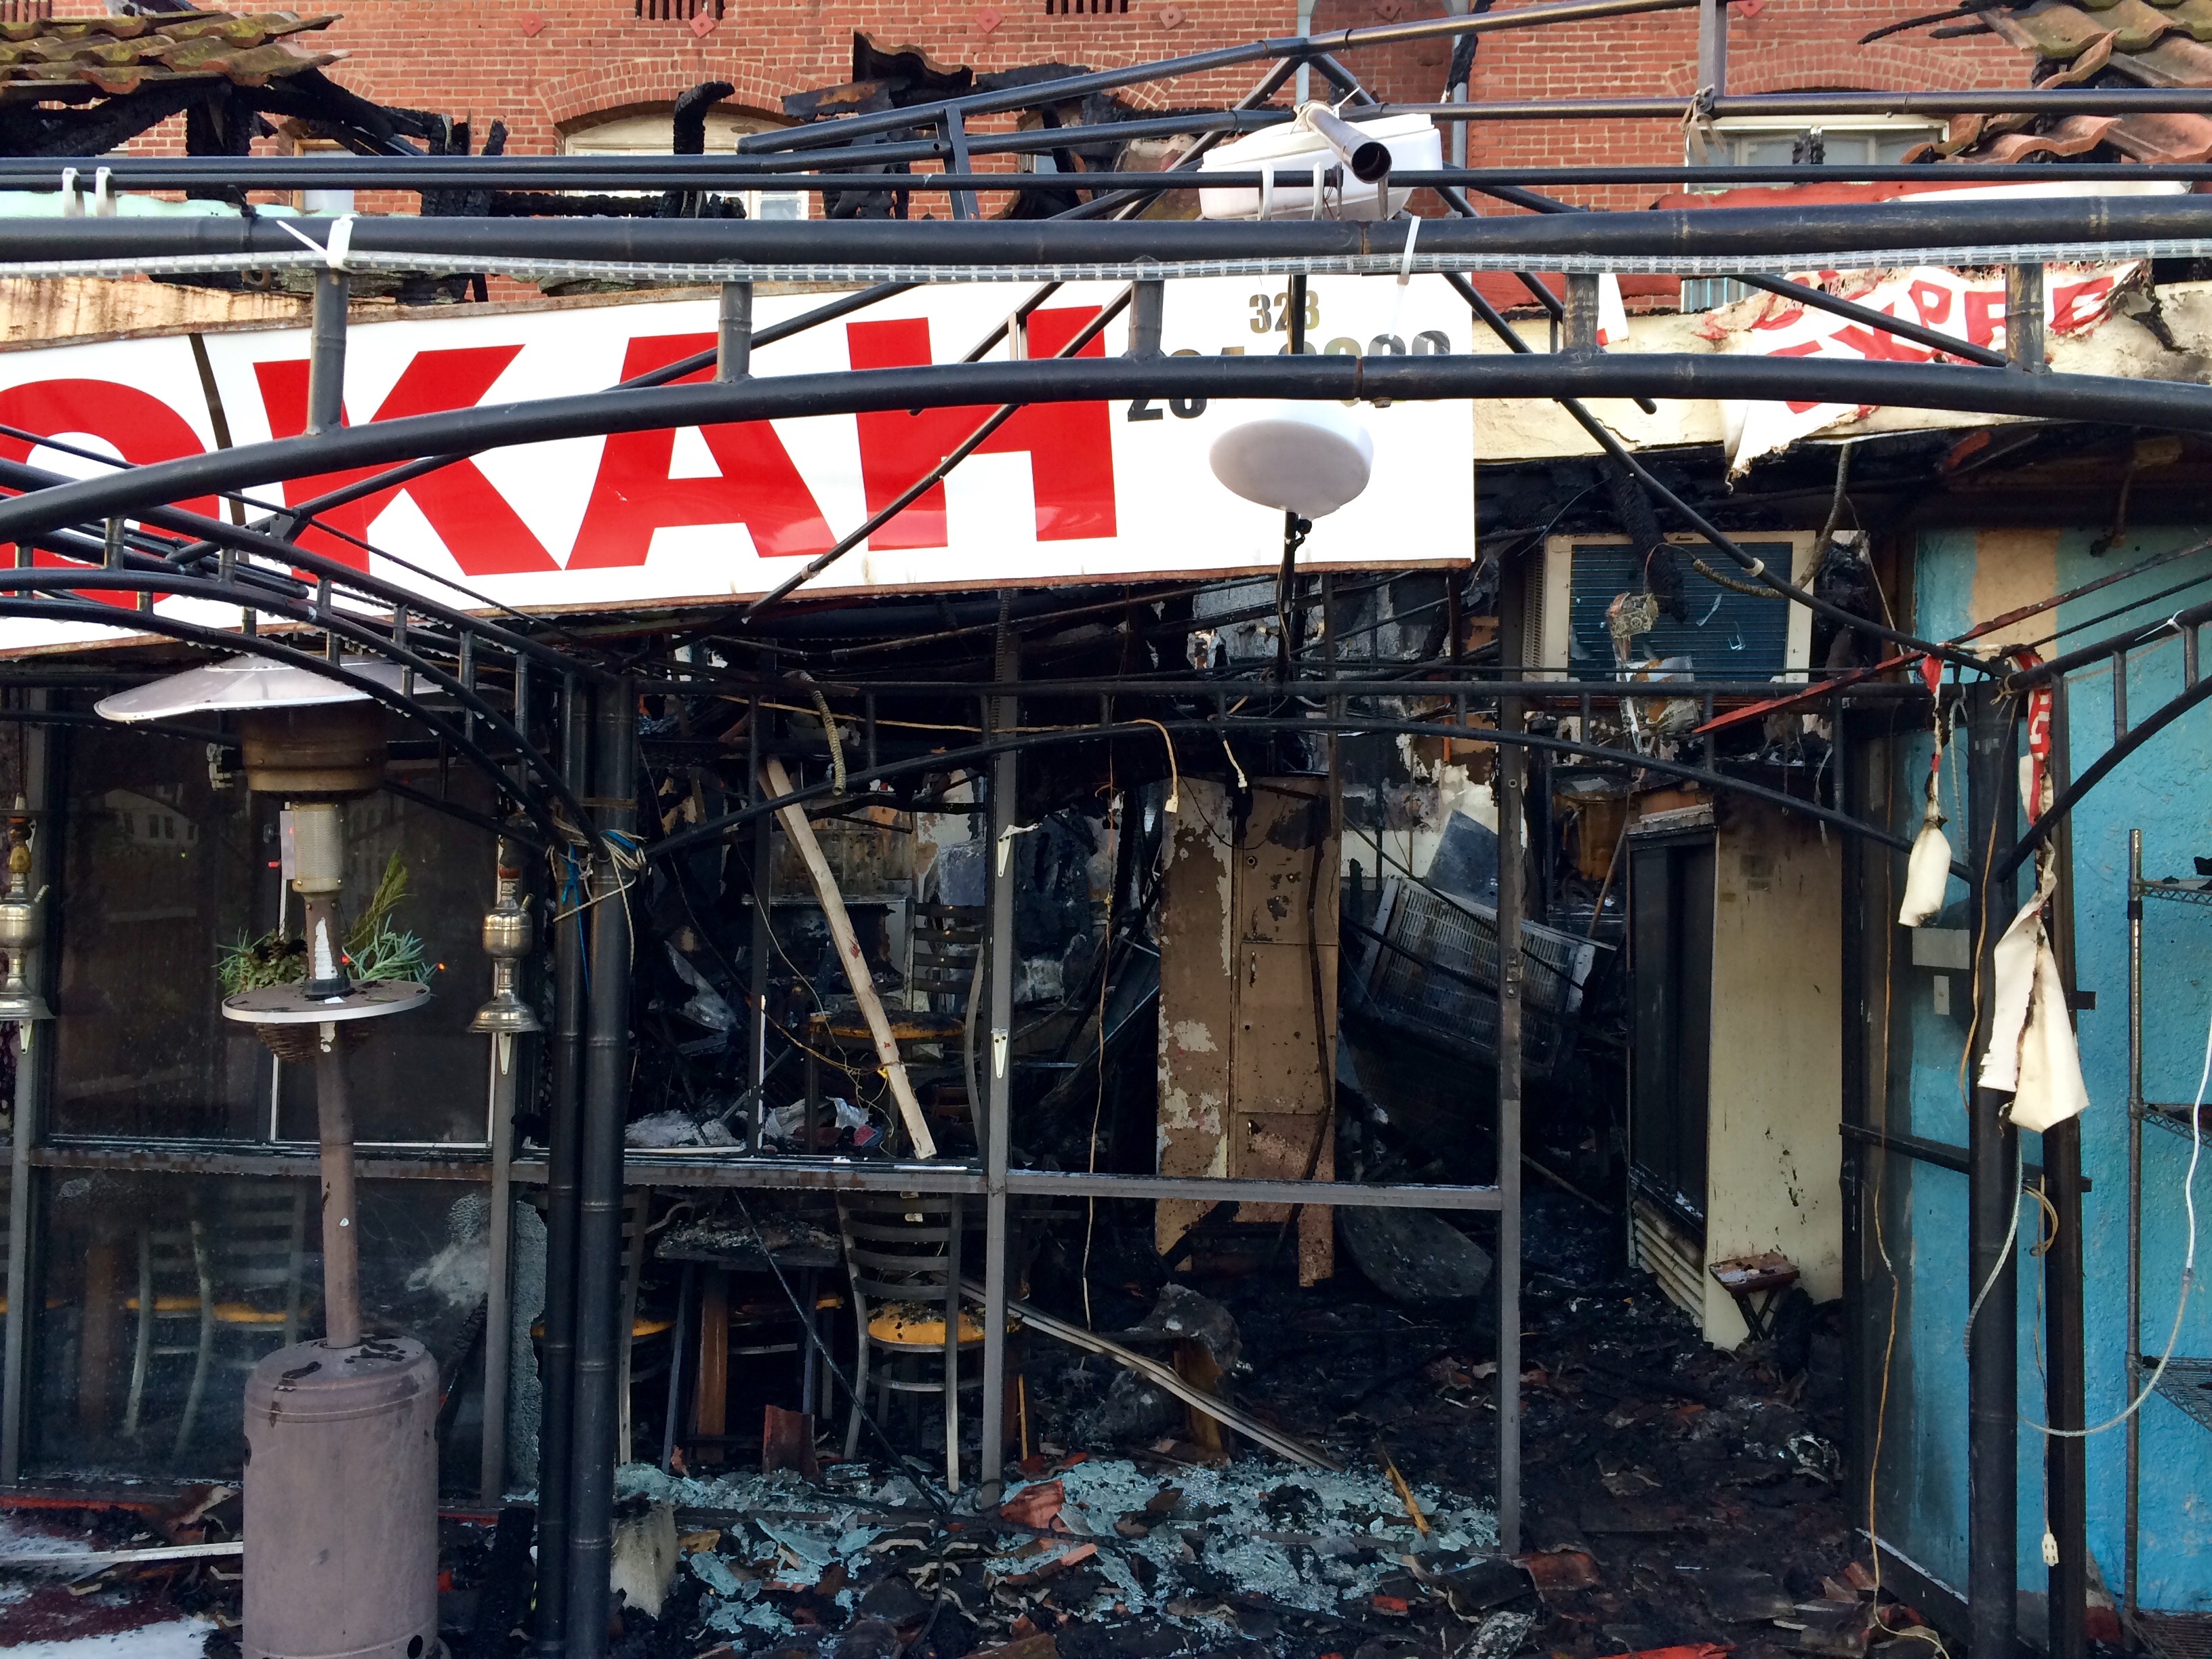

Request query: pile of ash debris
[{"left": 0, "top": 1188, "right": 2048, "bottom": 1659}]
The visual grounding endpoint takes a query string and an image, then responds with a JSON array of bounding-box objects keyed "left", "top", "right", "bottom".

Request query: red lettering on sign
[
  {"left": 253, "top": 346, "right": 558, "bottom": 575},
  {"left": 1832, "top": 315, "right": 1933, "bottom": 366},
  {"left": 1908, "top": 281, "right": 1952, "bottom": 328},
  {"left": 0, "top": 378, "right": 219, "bottom": 607},
  {"left": 1767, "top": 340, "right": 1828, "bottom": 413},
  {"left": 2051, "top": 276, "right": 2114, "bottom": 334},
  {"left": 846, "top": 308, "right": 1114, "bottom": 551},
  {"left": 570, "top": 333, "right": 834, "bottom": 568},
  {"left": 1964, "top": 289, "right": 2006, "bottom": 349}
]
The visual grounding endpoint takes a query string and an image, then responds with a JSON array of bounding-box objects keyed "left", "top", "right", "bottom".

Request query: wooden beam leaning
[{"left": 760, "top": 756, "right": 937, "bottom": 1158}]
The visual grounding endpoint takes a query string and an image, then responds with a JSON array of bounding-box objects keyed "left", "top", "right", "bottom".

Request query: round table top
[{"left": 221, "top": 979, "right": 431, "bottom": 1026}]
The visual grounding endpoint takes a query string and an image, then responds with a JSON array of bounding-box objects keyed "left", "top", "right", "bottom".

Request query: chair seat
[
  {"left": 212, "top": 1302, "right": 293, "bottom": 1326},
  {"left": 808, "top": 1010, "right": 968, "bottom": 1045},
  {"left": 125, "top": 1294, "right": 201, "bottom": 1314},
  {"left": 531, "top": 1315, "right": 673, "bottom": 1341},
  {"left": 867, "top": 1303, "right": 1018, "bottom": 1348}
]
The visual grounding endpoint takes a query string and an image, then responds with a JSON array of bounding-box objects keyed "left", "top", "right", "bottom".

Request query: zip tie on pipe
[
  {"left": 996, "top": 819, "right": 1039, "bottom": 878},
  {"left": 277, "top": 213, "right": 356, "bottom": 270},
  {"left": 1399, "top": 211, "right": 1421, "bottom": 285}
]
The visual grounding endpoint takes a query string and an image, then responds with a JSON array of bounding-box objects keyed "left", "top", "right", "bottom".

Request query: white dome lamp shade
[{"left": 1207, "top": 403, "right": 1376, "bottom": 520}]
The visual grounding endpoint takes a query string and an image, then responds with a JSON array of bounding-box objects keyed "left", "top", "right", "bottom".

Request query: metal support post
[
  {"left": 567, "top": 678, "right": 635, "bottom": 1659},
  {"left": 1446, "top": 0, "right": 1471, "bottom": 170},
  {"left": 716, "top": 282, "right": 754, "bottom": 382},
  {"left": 1494, "top": 554, "right": 1528, "bottom": 1553},
  {"left": 306, "top": 267, "right": 348, "bottom": 434},
  {"left": 1563, "top": 272, "right": 1600, "bottom": 352},
  {"left": 478, "top": 839, "right": 533, "bottom": 1501},
  {"left": 2125, "top": 827, "right": 2144, "bottom": 1619},
  {"left": 748, "top": 665, "right": 772, "bottom": 1152},
  {"left": 2007, "top": 262, "right": 2047, "bottom": 373},
  {"left": 1128, "top": 280, "right": 1165, "bottom": 359},
  {"left": 531, "top": 686, "right": 588, "bottom": 1659},
  {"left": 945, "top": 111, "right": 978, "bottom": 222},
  {"left": 978, "top": 617, "right": 1019, "bottom": 1500},
  {"left": 1836, "top": 701, "right": 1871, "bottom": 1498},
  {"left": 1965, "top": 680, "right": 2019, "bottom": 1659},
  {"left": 312, "top": 1017, "right": 363, "bottom": 1349},
  {"left": 1696, "top": 0, "right": 1727, "bottom": 92},
  {"left": 2044, "top": 678, "right": 2087, "bottom": 1659},
  {"left": 0, "top": 709, "right": 48, "bottom": 1484}
]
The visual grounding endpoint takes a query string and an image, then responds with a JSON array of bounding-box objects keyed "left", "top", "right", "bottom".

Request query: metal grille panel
[{"left": 1351, "top": 878, "right": 1602, "bottom": 1081}]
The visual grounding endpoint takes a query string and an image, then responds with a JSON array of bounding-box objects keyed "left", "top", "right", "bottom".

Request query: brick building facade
[{"left": 158, "top": 0, "right": 2026, "bottom": 205}]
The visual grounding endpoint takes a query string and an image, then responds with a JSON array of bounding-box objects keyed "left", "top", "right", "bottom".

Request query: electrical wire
[
  {"left": 2022, "top": 984, "right": 2206, "bottom": 1439},
  {"left": 1079, "top": 769, "right": 1115, "bottom": 1332}
]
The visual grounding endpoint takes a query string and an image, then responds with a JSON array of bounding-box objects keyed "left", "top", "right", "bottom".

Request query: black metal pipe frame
[
  {"left": 1494, "top": 550, "right": 1528, "bottom": 1551},
  {"left": 0, "top": 456, "right": 589, "bottom": 688},
  {"left": 2043, "top": 676, "right": 2089, "bottom": 1659},
  {"left": 0, "top": 565, "right": 587, "bottom": 841},
  {"left": 13, "top": 193, "right": 2212, "bottom": 266},
  {"left": 1448, "top": 176, "right": 2010, "bottom": 369},
  {"left": 1965, "top": 682, "right": 2020, "bottom": 1659},
  {"left": 6, "top": 354, "right": 2211, "bottom": 685},
  {"left": 1837, "top": 705, "right": 1871, "bottom": 1517},
  {"left": 648, "top": 710, "right": 1933, "bottom": 867},
  {"left": 2000, "top": 665, "right": 2212, "bottom": 882},
  {"left": 531, "top": 685, "right": 589, "bottom": 1659},
  {"left": 44, "top": 150, "right": 2212, "bottom": 194},
  {"left": 564, "top": 676, "right": 634, "bottom": 1659},
  {"left": 0, "top": 588, "right": 573, "bottom": 846}
]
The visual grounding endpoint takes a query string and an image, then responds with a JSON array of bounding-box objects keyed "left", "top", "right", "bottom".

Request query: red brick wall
[{"left": 90, "top": 0, "right": 2029, "bottom": 175}]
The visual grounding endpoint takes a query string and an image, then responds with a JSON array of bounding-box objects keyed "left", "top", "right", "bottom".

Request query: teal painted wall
[{"left": 1884, "top": 527, "right": 2212, "bottom": 1610}]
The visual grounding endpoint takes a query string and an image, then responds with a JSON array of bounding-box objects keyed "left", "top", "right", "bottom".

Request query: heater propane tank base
[{"left": 242, "top": 1336, "right": 441, "bottom": 1659}]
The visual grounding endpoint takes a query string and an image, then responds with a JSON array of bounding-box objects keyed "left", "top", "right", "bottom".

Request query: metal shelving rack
[{"left": 2123, "top": 831, "right": 2212, "bottom": 1657}]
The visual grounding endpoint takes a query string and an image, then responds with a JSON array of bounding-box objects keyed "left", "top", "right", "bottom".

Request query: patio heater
[{"left": 98, "top": 655, "right": 441, "bottom": 1659}]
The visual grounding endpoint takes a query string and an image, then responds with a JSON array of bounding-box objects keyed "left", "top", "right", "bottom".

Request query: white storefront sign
[{"left": 0, "top": 277, "right": 1474, "bottom": 653}]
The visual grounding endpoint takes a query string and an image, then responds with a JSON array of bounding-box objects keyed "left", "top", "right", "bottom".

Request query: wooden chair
[
  {"left": 837, "top": 1194, "right": 1019, "bottom": 1492},
  {"left": 804, "top": 903, "right": 986, "bottom": 1153},
  {"left": 528, "top": 1190, "right": 674, "bottom": 1465},
  {"left": 123, "top": 1218, "right": 206, "bottom": 1451},
  {"left": 129, "top": 1180, "right": 309, "bottom": 1456},
  {"left": 908, "top": 903, "right": 985, "bottom": 1017}
]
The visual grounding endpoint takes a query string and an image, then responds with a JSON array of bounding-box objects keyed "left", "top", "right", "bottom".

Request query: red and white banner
[
  {"left": 0, "top": 277, "right": 1474, "bottom": 653},
  {"left": 1705, "top": 262, "right": 2138, "bottom": 475}
]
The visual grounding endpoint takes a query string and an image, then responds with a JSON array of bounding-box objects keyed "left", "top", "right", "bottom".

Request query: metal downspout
[{"left": 565, "top": 677, "right": 635, "bottom": 1659}]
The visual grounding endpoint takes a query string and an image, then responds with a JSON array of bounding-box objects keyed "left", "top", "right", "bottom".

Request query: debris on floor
[{"left": 0, "top": 1189, "right": 1979, "bottom": 1659}]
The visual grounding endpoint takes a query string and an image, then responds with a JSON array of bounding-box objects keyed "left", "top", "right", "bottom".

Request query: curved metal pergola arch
[
  {"left": 5, "top": 356, "right": 2212, "bottom": 559},
  {"left": 0, "top": 590, "right": 577, "bottom": 846},
  {"left": 0, "top": 455, "right": 600, "bottom": 688}
]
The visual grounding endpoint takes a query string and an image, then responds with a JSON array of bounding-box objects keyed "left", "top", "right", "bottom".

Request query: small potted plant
[{"left": 218, "top": 851, "right": 434, "bottom": 1059}]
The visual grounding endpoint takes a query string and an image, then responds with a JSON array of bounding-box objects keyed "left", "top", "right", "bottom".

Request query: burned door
[
  {"left": 1629, "top": 834, "right": 1714, "bottom": 1232},
  {"left": 1156, "top": 777, "right": 1338, "bottom": 1284}
]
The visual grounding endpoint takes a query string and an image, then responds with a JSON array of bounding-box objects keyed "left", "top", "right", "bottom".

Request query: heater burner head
[{"left": 96, "top": 655, "right": 407, "bottom": 799}]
